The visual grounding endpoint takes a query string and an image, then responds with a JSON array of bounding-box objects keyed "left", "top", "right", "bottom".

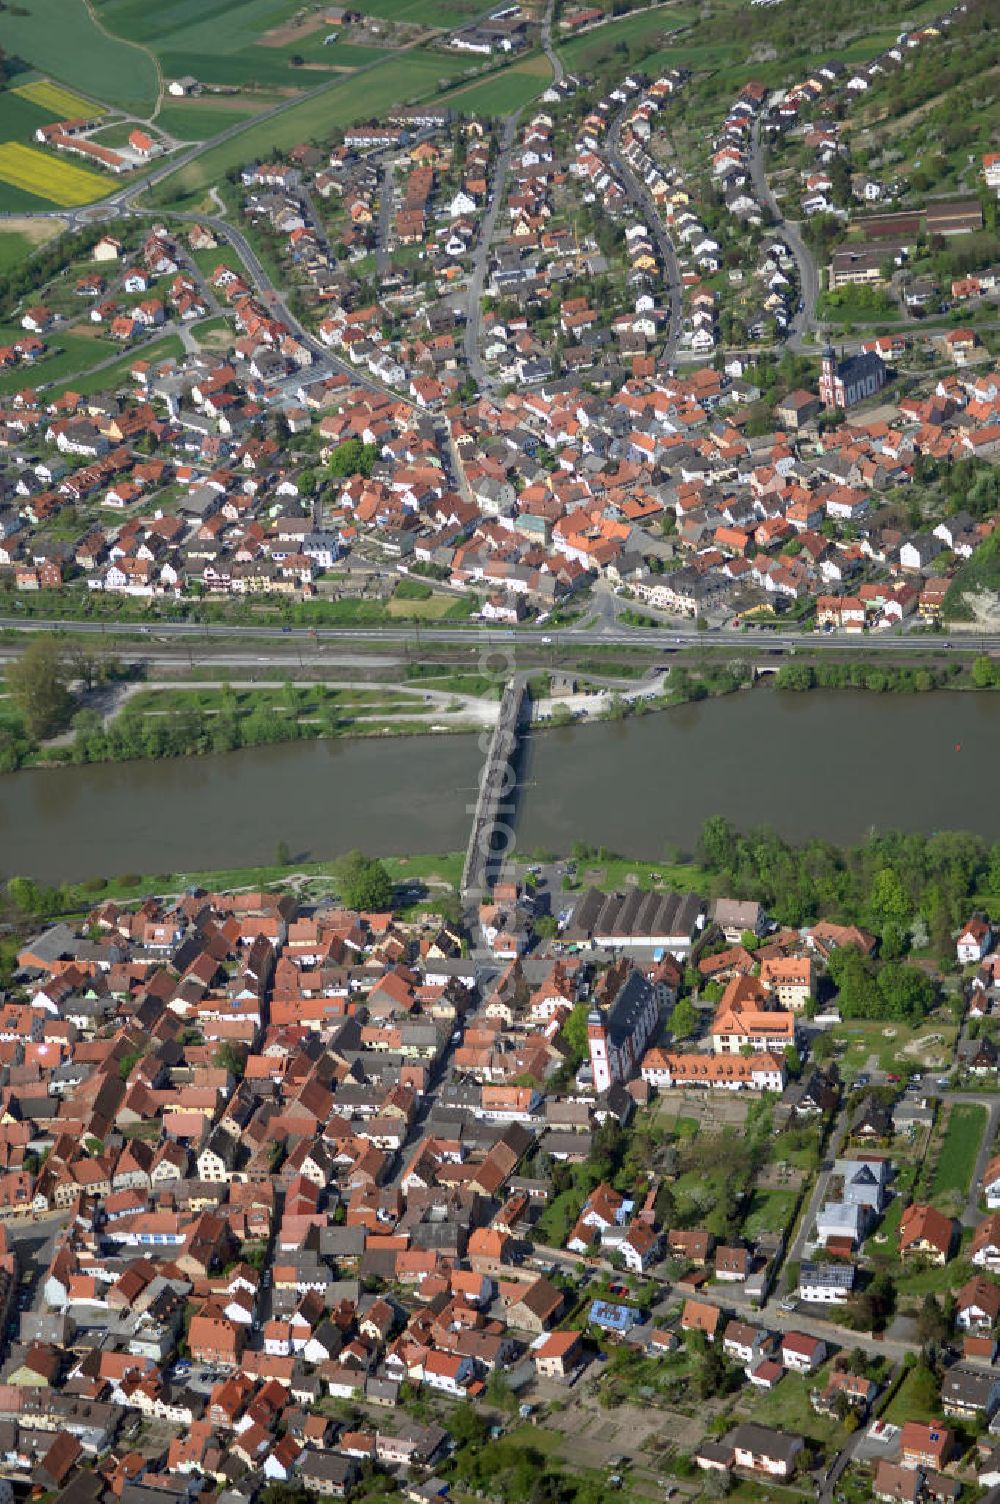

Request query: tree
[
  {"left": 485, "top": 1367, "right": 517, "bottom": 1412},
  {"left": 775, "top": 662, "right": 816, "bottom": 691},
  {"left": 69, "top": 643, "right": 122, "bottom": 692},
  {"left": 7, "top": 636, "right": 73, "bottom": 738},
  {"left": 812, "top": 1030, "right": 835, "bottom": 1063},
  {"left": 915, "top": 1292, "right": 949, "bottom": 1348},
  {"left": 698, "top": 815, "right": 738, "bottom": 872},
  {"left": 118, "top": 1049, "right": 144, "bottom": 1082},
  {"left": 328, "top": 438, "right": 378, "bottom": 479},
  {"left": 670, "top": 995, "right": 697, "bottom": 1040},
  {"left": 332, "top": 849, "right": 393, "bottom": 911},
  {"left": 215, "top": 1041, "right": 246, "bottom": 1078},
  {"left": 6, "top": 876, "right": 40, "bottom": 916},
  {"left": 867, "top": 867, "right": 911, "bottom": 932},
  {"left": 695, "top": 1343, "right": 728, "bottom": 1400},
  {"left": 561, "top": 1001, "right": 591, "bottom": 1065},
  {"left": 875, "top": 962, "right": 937, "bottom": 1024},
  {"left": 275, "top": 839, "right": 291, "bottom": 867}
]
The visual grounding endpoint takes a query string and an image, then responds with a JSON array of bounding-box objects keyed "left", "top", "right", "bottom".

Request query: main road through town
[{"left": 0, "top": 617, "right": 995, "bottom": 655}]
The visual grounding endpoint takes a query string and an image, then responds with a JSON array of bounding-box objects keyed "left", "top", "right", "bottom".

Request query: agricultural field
[
  {"left": 0, "top": 90, "right": 62, "bottom": 142},
  {"left": 95, "top": 0, "right": 379, "bottom": 92},
  {"left": 0, "top": 143, "right": 111, "bottom": 208},
  {"left": 0, "top": 326, "right": 122, "bottom": 397},
  {"left": 154, "top": 104, "right": 260, "bottom": 142},
  {"left": 0, "top": 1, "right": 160, "bottom": 116},
  {"left": 353, "top": 0, "right": 481, "bottom": 18},
  {"left": 46, "top": 334, "right": 186, "bottom": 399},
  {"left": 0, "top": 219, "right": 60, "bottom": 272},
  {"left": 386, "top": 591, "right": 477, "bottom": 621},
  {"left": 157, "top": 48, "right": 318, "bottom": 90},
  {"left": 12, "top": 79, "right": 104, "bottom": 117},
  {"left": 0, "top": 87, "right": 108, "bottom": 212},
  {"left": 95, "top": 0, "right": 303, "bottom": 55},
  {"left": 150, "top": 49, "right": 469, "bottom": 203},
  {"left": 437, "top": 55, "right": 554, "bottom": 116},
  {"left": 555, "top": 4, "right": 699, "bottom": 73},
  {"left": 268, "top": 39, "right": 397, "bottom": 69},
  {"left": 0, "top": 215, "right": 60, "bottom": 262},
  {"left": 0, "top": 233, "right": 33, "bottom": 273}
]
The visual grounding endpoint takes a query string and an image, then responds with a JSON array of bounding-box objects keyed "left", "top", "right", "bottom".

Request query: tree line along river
[{"left": 2, "top": 689, "right": 999, "bottom": 883}]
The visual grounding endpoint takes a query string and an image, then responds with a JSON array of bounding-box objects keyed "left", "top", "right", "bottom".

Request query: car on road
[
  {"left": 855, "top": 1073, "right": 870, "bottom": 1087},
  {"left": 886, "top": 1073, "right": 902, "bottom": 1083}
]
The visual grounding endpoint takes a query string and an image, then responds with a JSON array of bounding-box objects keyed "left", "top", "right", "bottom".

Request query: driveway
[{"left": 784, "top": 1113, "right": 848, "bottom": 1267}]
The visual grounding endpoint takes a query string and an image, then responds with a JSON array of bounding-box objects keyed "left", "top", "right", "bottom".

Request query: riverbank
[{"left": 15, "top": 651, "right": 990, "bottom": 777}]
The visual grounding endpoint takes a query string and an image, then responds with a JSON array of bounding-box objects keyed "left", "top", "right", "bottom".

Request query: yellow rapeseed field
[
  {"left": 0, "top": 142, "right": 109, "bottom": 207},
  {"left": 13, "top": 80, "right": 104, "bottom": 118}
]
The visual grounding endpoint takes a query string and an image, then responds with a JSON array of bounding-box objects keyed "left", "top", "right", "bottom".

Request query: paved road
[
  {"left": 749, "top": 119, "right": 819, "bottom": 353},
  {"left": 533, "top": 1239, "right": 915, "bottom": 1363},
  {"left": 1, "top": 617, "right": 993, "bottom": 655},
  {"left": 376, "top": 159, "right": 396, "bottom": 278},
  {"left": 464, "top": 113, "right": 520, "bottom": 390},
  {"left": 607, "top": 105, "right": 683, "bottom": 363},
  {"left": 540, "top": 0, "right": 564, "bottom": 87}
]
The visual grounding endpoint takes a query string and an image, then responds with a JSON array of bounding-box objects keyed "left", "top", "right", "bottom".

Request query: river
[{"left": 2, "top": 689, "right": 997, "bottom": 882}]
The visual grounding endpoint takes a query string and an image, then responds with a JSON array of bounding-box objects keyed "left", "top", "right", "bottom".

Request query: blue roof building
[{"left": 589, "top": 1300, "right": 641, "bottom": 1333}]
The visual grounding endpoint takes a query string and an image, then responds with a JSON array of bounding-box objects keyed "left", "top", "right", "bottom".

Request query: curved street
[{"left": 540, "top": 0, "right": 564, "bottom": 88}]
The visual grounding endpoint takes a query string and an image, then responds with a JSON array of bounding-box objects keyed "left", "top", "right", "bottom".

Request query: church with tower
[{"left": 819, "top": 343, "right": 887, "bottom": 410}]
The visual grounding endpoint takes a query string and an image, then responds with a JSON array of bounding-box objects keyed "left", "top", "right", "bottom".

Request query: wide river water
[{"left": 2, "top": 689, "right": 997, "bottom": 882}]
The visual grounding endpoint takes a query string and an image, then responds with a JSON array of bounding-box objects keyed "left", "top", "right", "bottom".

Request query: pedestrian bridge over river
[{"left": 461, "top": 678, "right": 528, "bottom": 901}]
